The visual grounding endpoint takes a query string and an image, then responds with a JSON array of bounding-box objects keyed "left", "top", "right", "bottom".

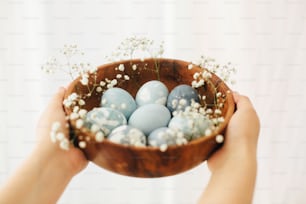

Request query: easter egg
[
  {"left": 108, "top": 125, "right": 146, "bottom": 147},
  {"left": 136, "top": 80, "right": 169, "bottom": 106},
  {"left": 101, "top": 87, "right": 136, "bottom": 119},
  {"left": 85, "top": 107, "right": 127, "bottom": 136},
  {"left": 148, "top": 127, "right": 187, "bottom": 148},
  {"left": 168, "top": 112, "right": 211, "bottom": 140},
  {"left": 167, "top": 84, "right": 200, "bottom": 113},
  {"left": 128, "top": 104, "right": 171, "bottom": 135}
]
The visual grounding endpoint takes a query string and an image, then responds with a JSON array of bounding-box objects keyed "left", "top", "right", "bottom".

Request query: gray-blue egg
[
  {"left": 136, "top": 80, "right": 169, "bottom": 106},
  {"left": 128, "top": 104, "right": 171, "bottom": 135},
  {"left": 148, "top": 127, "right": 187, "bottom": 147},
  {"left": 168, "top": 112, "right": 211, "bottom": 140},
  {"left": 167, "top": 84, "right": 200, "bottom": 112},
  {"left": 85, "top": 107, "right": 127, "bottom": 136},
  {"left": 108, "top": 125, "right": 146, "bottom": 146},
  {"left": 101, "top": 87, "right": 136, "bottom": 119},
  {"left": 148, "top": 127, "right": 176, "bottom": 147}
]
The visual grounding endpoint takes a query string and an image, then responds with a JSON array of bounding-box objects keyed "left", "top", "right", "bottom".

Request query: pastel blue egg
[
  {"left": 136, "top": 80, "right": 169, "bottom": 106},
  {"left": 85, "top": 107, "right": 127, "bottom": 136},
  {"left": 167, "top": 84, "right": 200, "bottom": 112},
  {"left": 101, "top": 87, "right": 136, "bottom": 119},
  {"left": 108, "top": 125, "right": 146, "bottom": 146},
  {"left": 128, "top": 104, "right": 171, "bottom": 135},
  {"left": 148, "top": 127, "right": 186, "bottom": 147},
  {"left": 168, "top": 113, "right": 211, "bottom": 140}
]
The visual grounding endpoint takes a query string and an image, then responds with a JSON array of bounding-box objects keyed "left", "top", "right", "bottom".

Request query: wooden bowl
[{"left": 65, "top": 58, "right": 235, "bottom": 178}]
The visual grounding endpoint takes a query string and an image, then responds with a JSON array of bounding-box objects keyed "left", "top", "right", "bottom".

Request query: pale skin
[{"left": 0, "top": 88, "right": 260, "bottom": 204}]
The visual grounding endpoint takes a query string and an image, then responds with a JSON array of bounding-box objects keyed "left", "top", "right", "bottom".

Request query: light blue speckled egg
[
  {"left": 128, "top": 104, "right": 171, "bottom": 135},
  {"left": 167, "top": 84, "right": 200, "bottom": 112},
  {"left": 85, "top": 107, "right": 127, "bottom": 136},
  {"left": 148, "top": 127, "right": 186, "bottom": 147},
  {"left": 101, "top": 87, "right": 136, "bottom": 119},
  {"left": 168, "top": 113, "right": 211, "bottom": 140},
  {"left": 136, "top": 80, "right": 169, "bottom": 106},
  {"left": 108, "top": 125, "right": 146, "bottom": 146}
]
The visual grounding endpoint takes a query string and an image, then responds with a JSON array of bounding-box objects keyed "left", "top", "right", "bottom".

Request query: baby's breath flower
[
  {"left": 132, "top": 64, "right": 137, "bottom": 70},
  {"left": 79, "top": 141, "right": 87, "bottom": 148},
  {"left": 78, "top": 109, "right": 87, "bottom": 118},
  {"left": 76, "top": 119, "right": 84, "bottom": 128},
  {"left": 96, "top": 86, "right": 103, "bottom": 93},
  {"left": 41, "top": 57, "right": 58, "bottom": 74},
  {"left": 50, "top": 121, "right": 70, "bottom": 150},
  {"left": 78, "top": 99, "right": 85, "bottom": 106},
  {"left": 107, "top": 36, "right": 164, "bottom": 61},
  {"left": 60, "top": 138, "right": 70, "bottom": 150},
  {"left": 100, "top": 81, "right": 106, "bottom": 86},
  {"left": 124, "top": 75, "right": 130, "bottom": 80},
  {"left": 118, "top": 64, "right": 125, "bottom": 71},
  {"left": 95, "top": 131, "right": 105, "bottom": 142},
  {"left": 194, "top": 55, "right": 236, "bottom": 85},
  {"left": 80, "top": 75, "right": 89, "bottom": 85},
  {"left": 215, "top": 135, "right": 224, "bottom": 143}
]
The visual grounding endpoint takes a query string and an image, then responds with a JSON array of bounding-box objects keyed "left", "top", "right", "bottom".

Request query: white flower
[
  {"left": 100, "top": 81, "right": 106, "bottom": 86},
  {"left": 215, "top": 135, "right": 224, "bottom": 143},
  {"left": 79, "top": 141, "right": 86, "bottom": 148},
  {"left": 118, "top": 64, "right": 125, "bottom": 71},
  {"left": 70, "top": 112, "right": 79, "bottom": 120},
  {"left": 78, "top": 99, "right": 85, "bottom": 106},
  {"left": 76, "top": 119, "right": 84, "bottom": 128},
  {"left": 132, "top": 64, "right": 137, "bottom": 70},
  {"left": 80, "top": 76, "right": 89, "bottom": 85},
  {"left": 110, "top": 79, "right": 118, "bottom": 86},
  {"left": 78, "top": 109, "right": 87, "bottom": 118},
  {"left": 50, "top": 132, "right": 56, "bottom": 143},
  {"left": 41, "top": 57, "right": 58, "bottom": 74},
  {"left": 160, "top": 144, "right": 168, "bottom": 152},
  {"left": 91, "top": 124, "right": 100, "bottom": 133},
  {"left": 56, "top": 132, "right": 65, "bottom": 140},
  {"left": 51, "top": 121, "right": 61, "bottom": 132},
  {"left": 95, "top": 131, "right": 104, "bottom": 142},
  {"left": 59, "top": 138, "right": 70, "bottom": 150},
  {"left": 96, "top": 86, "right": 103, "bottom": 92}
]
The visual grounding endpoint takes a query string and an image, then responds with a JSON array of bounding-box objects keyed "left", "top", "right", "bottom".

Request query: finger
[{"left": 233, "top": 93, "right": 254, "bottom": 110}]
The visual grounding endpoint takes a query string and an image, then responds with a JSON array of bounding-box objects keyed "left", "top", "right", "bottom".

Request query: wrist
[
  {"left": 32, "top": 145, "right": 78, "bottom": 179},
  {"left": 214, "top": 147, "right": 257, "bottom": 173}
]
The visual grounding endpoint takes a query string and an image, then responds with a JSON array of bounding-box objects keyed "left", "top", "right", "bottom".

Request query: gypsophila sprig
[
  {"left": 193, "top": 55, "right": 236, "bottom": 85},
  {"left": 106, "top": 36, "right": 164, "bottom": 61},
  {"left": 41, "top": 44, "right": 94, "bottom": 80}
]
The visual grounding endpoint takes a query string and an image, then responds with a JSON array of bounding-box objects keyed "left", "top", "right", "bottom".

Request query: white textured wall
[{"left": 0, "top": 0, "right": 306, "bottom": 203}]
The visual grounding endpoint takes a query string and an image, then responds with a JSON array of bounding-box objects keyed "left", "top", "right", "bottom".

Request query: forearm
[
  {"left": 0, "top": 149, "right": 73, "bottom": 204},
  {"left": 199, "top": 150, "right": 257, "bottom": 204}
]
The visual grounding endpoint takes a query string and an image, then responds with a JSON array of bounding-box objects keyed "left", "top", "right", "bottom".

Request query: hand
[
  {"left": 35, "top": 87, "right": 88, "bottom": 176},
  {"left": 207, "top": 92, "right": 260, "bottom": 173},
  {"left": 198, "top": 93, "right": 260, "bottom": 204},
  {"left": 0, "top": 87, "right": 89, "bottom": 204}
]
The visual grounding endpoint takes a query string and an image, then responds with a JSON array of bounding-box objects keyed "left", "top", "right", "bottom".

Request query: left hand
[{"left": 35, "top": 87, "right": 88, "bottom": 176}]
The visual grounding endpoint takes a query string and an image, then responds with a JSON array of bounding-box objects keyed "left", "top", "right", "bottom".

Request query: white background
[{"left": 1, "top": 0, "right": 306, "bottom": 203}]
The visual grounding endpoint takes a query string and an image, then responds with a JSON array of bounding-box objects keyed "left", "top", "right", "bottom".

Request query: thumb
[{"left": 233, "top": 92, "right": 254, "bottom": 111}]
